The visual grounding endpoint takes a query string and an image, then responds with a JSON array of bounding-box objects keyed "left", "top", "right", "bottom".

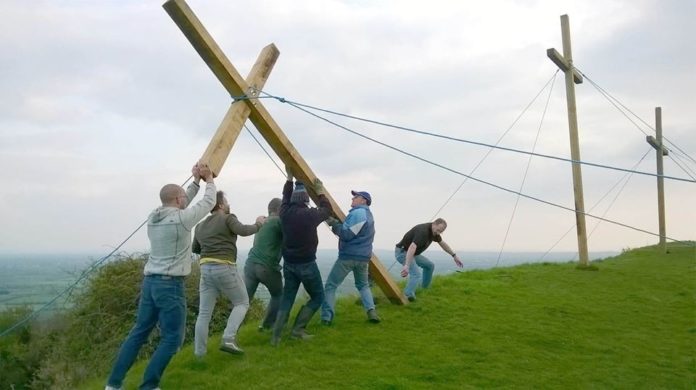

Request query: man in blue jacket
[
  {"left": 321, "top": 190, "right": 380, "bottom": 325},
  {"left": 271, "top": 167, "right": 332, "bottom": 346}
]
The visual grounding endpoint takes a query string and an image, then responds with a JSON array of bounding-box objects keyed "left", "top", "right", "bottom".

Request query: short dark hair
[
  {"left": 433, "top": 218, "right": 447, "bottom": 228},
  {"left": 211, "top": 191, "right": 226, "bottom": 213},
  {"left": 268, "top": 198, "right": 281, "bottom": 215}
]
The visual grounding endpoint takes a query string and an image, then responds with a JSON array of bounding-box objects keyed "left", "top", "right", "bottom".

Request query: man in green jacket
[{"left": 244, "top": 198, "right": 283, "bottom": 331}]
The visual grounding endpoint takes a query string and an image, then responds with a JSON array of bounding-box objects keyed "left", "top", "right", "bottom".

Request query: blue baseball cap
[{"left": 351, "top": 190, "right": 372, "bottom": 206}]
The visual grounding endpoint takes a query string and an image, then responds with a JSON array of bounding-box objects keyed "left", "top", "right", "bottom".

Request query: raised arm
[
  {"left": 185, "top": 163, "right": 203, "bottom": 202},
  {"left": 280, "top": 166, "right": 294, "bottom": 213},
  {"left": 180, "top": 163, "right": 216, "bottom": 230},
  {"left": 311, "top": 178, "right": 332, "bottom": 224}
]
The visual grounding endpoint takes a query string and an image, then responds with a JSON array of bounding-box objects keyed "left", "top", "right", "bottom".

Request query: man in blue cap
[{"left": 321, "top": 189, "right": 380, "bottom": 325}]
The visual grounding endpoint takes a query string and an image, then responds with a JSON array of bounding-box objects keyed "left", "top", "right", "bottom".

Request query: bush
[
  {"left": 0, "top": 306, "right": 51, "bottom": 390},
  {"left": 23, "top": 254, "right": 263, "bottom": 389}
]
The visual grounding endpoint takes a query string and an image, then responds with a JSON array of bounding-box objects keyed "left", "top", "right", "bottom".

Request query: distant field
[
  {"left": 0, "top": 254, "right": 93, "bottom": 312},
  {"left": 0, "top": 249, "right": 616, "bottom": 313}
]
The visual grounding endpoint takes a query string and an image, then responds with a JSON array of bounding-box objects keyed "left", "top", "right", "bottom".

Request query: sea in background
[{"left": 0, "top": 249, "right": 618, "bottom": 315}]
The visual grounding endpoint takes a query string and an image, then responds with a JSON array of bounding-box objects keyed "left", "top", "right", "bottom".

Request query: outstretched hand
[
  {"left": 313, "top": 178, "right": 325, "bottom": 195},
  {"left": 285, "top": 165, "right": 293, "bottom": 181},
  {"left": 192, "top": 163, "right": 201, "bottom": 182},
  {"left": 326, "top": 216, "right": 341, "bottom": 228},
  {"left": 198, "top": 163, "right": 213, "bottom": 182}
]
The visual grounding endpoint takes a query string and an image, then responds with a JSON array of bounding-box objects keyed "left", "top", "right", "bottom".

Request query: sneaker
[
  {"left": 367, "top": 309, "right": 381, "bottom": 323},
  {"left": 407, "top": 296, "right": 416, "bottom": 302},
  {"left": 105, "top": 386, "right": 122, "bottom": 390},
  {"left": 219, "top": 338, "right": 244, "bottom": 354},
  {"left": 321, "top": 319, "right": 332, "bottom": 326}
]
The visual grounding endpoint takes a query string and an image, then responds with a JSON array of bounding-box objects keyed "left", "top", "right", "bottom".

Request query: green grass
[{"left": 83, "top": 244, "right": 696, "bottom": 389}]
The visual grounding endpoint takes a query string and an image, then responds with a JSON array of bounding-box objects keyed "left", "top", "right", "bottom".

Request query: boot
[
  {"left": 271, "top": 310, "right": 289, "bottom": 347},
  {"left": 367, "top": 308, "right": 381, "bottom": 323},
  {"left": 219, "top": 337, "right": 244, "bottom": 354},
  {"left": 290, "top": 305, "right": 317, "bottom": 340}
]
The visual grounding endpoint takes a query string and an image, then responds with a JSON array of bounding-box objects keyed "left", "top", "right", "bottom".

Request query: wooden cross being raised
[{"left": 163, "top": 0, "right": 408, "bottom": 304}]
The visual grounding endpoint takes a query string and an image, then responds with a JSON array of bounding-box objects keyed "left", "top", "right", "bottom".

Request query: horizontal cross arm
[{"left": 547, "top": 48, "right": 583, "bottom": 84}]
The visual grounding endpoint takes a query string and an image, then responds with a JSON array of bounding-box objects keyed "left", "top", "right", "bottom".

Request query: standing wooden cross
[
  {"left": 163, "top": 0, "right": 408, "bottom": 304},
  {"left": 547, "top": 14, "right": 590, "bottom": 267}
]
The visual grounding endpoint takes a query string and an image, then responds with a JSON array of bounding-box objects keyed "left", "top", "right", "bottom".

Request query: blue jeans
[
  {"left": 321, "top": 259, "right": 374, "bottom": 322},
  {"left": 278, "top": 261, "right": 325, "bottom": 314},
  {"left": 194, "top": 263, "right": 249, "bottom": 356},
  {"left": 107, "top": 275, "right": 186, "bottom": 390},
  {"left": 395, "top": 247, "right": 434, "bottom": 298},
  {"left": 244, "top": 261, "right": 283, "bottom": 329}
]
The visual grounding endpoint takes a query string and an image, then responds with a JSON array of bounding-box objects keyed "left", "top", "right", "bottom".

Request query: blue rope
[
  {"left": 579, "top": 69, "right": 696, "bottom": 167},
  {"left": 280, "top": 97, "right": 688, "bottom": 243},
  {"left": 431, "top": 71, "right": 560, "bottom": 220},
  {"left": 257, "top": 91, "right": 696, "bottom": 184}
]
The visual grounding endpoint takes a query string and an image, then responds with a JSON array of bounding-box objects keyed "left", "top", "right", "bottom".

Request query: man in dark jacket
[{"left": 271, "top": 167, "right": 332, "bottom": 346}]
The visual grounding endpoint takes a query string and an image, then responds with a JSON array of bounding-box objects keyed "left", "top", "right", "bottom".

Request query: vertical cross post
[
  {"left": 163, "top": 0, "right": 408, "bottom": 304},
  {"left": 646, "top": 107, "right": 668, "bottom": 253},
  {"left": 547, "top": 14, "right": 590, "bottom": 267}
]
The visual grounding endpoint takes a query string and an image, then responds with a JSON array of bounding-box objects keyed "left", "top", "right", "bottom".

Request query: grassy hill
[{"left": 83, "top": 244, "right": 695, "bottom": 389}]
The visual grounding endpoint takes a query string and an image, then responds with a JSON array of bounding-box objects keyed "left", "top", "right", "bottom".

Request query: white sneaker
[{"left": 105, "top": 386, "right": 122, "bottom": 390}]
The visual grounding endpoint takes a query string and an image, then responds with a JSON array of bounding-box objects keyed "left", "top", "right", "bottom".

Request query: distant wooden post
[
  {"left": 547, "top": 14, "right": 590, "bottom": 267},
  {"left": 646, "top": 107, "right": 668, "bottom": 253},
  {"left": 163, "top": 0, "right": 408, "bottom": 304}
]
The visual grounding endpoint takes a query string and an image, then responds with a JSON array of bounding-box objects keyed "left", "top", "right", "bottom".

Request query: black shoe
[
  {"left": 407, "top": 296, "right": 416, "bottom": 302},
  {"left": 321, "top": 319, "right": 332, "bottom": 326}
]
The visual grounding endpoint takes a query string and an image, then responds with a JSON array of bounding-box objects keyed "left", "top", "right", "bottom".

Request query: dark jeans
[
  {"left": 244, "top": 261, "right": 283, "bottom": 328},
  {"left": 278, "top": 261, "right": 325, "bottom": 313},
  {"left": 107, "top": 275, "right": 186, "bottom": 390}
]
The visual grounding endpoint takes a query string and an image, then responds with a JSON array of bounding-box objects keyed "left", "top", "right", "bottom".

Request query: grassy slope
[{"left": 85, "top": 244, "right": 695, "bottom": 389}]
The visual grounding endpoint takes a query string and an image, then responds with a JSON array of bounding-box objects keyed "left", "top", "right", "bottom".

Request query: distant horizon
[{"left": 0, "top": 248, "right": 620, "bottom": 260}]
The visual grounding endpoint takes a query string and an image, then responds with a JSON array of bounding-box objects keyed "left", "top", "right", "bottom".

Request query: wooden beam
[
  {"left": 546, "top": 48, "right": 583, "bottom": 84},
  {"left": 653, "top": 107, "right": 667, "bottom": 252},
  {"left": 646, "top": 136, "right": 668, "bottom": 156},
  {"left": 163, "top": 0, "right": 408, "bottom": 304},
  {"left": 200, "top": 44, "right": 279, "bottom": 176},
  {"left": 547, "top": 14, "right": 590, "bottom": 267}
]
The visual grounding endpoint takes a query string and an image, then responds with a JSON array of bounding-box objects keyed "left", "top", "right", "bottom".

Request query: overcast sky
[{"left": 0, "top": 0, "right": 694, "bottom": 257}]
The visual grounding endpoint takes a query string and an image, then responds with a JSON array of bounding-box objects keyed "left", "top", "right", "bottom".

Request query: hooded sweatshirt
[
  {"left": 143, "top": 181, "right": 216, "bottom": 276},
  {"left": 279, "top": 180, "right": 332, "bottom": 264}
]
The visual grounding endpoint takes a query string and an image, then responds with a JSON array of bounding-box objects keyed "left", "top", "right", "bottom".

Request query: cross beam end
[
  {"left": 546, "top": 48, "right": 583, "bottom": 84},
  {"left": 646, "top": 136, "right": 669, "bottom": 156}
]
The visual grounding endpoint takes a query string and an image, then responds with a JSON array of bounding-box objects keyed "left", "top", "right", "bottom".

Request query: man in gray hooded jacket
[{"left": 106, "top": 162, "right": 216, "bottom": 390}]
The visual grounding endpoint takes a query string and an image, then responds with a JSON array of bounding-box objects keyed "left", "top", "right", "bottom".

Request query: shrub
[{"left": 27, "top": 254, "right": 264, "bottom": 389}]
